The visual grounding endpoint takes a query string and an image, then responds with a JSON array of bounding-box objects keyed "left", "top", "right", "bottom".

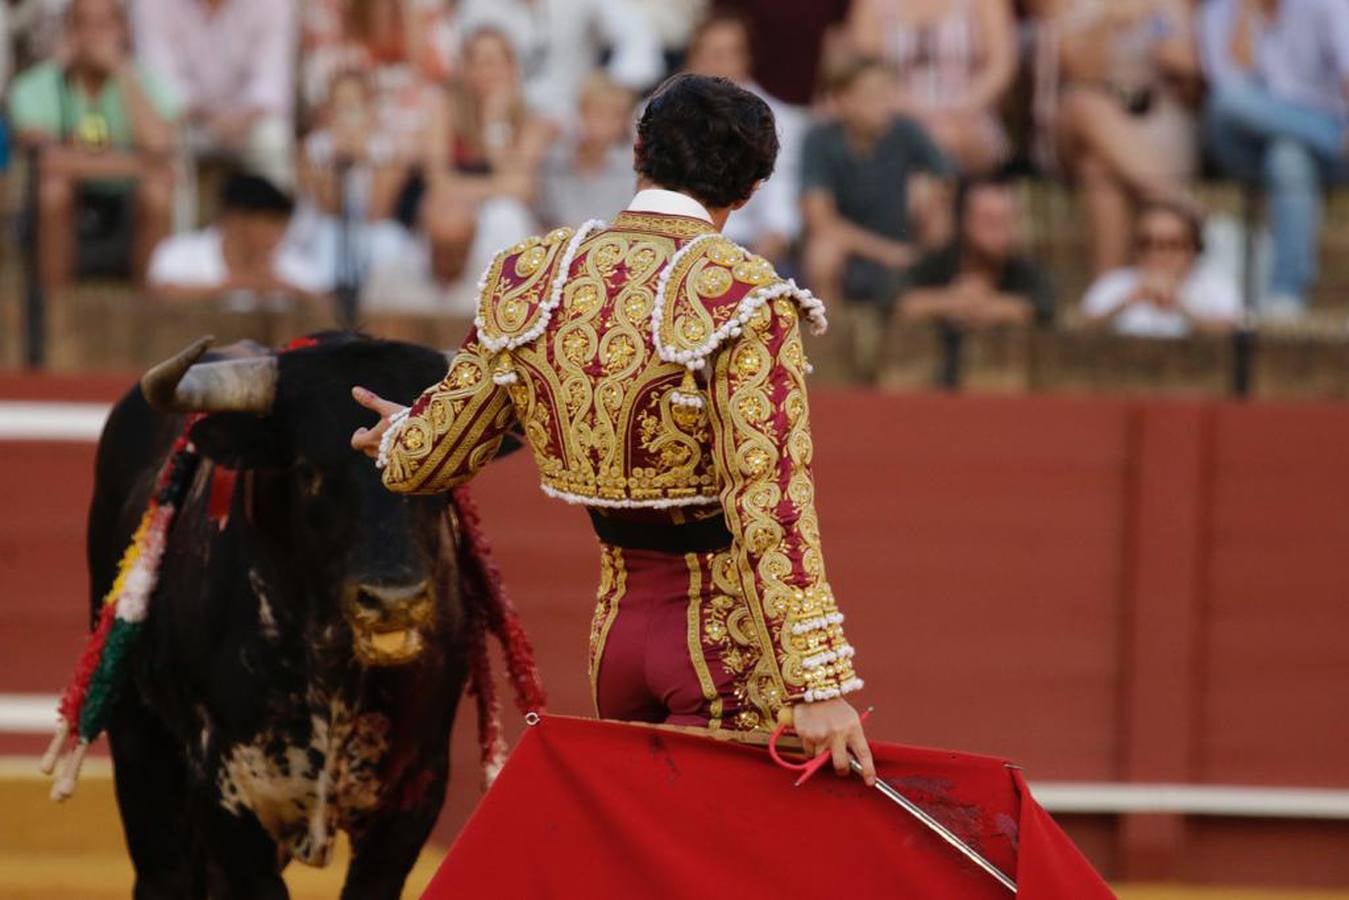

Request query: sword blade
[{"left": 850, "top": 759, "right": 1018, "bottom": 893}]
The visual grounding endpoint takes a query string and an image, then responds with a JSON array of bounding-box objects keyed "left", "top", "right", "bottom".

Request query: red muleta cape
[{"left": 424, "top": 715, "right": 1114, "bottom": 899}]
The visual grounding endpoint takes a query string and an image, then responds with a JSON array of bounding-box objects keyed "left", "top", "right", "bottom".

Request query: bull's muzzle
[{"left": 342, "top": 581, "right": 436, "bottom": 666}]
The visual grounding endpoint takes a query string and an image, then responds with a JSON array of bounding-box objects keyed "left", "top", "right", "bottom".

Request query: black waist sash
[{"left": 587, "top": 509, "right": 733, "bottom": 555}]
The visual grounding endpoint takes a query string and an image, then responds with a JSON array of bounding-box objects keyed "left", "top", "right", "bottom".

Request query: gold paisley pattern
[{"left": 476, "top": 227, "right": 575, "bottom": 344}]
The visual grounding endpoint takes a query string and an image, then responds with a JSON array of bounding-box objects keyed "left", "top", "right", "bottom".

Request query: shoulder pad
[
  {"left": 653, "top": 234, "right": 827, "bottom": 370},
  {"left": 475, "top": 222, "right": 602, "bottom": 353}
]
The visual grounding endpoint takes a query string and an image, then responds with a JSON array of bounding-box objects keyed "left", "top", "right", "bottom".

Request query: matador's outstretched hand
[{"left": 350, "top": 386, "right": 407, "bottom": 458}]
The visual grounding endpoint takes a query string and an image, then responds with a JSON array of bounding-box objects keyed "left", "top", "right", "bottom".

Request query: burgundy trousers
[{"left": 588, "top": 543, "right": 771, "bottom": 733}]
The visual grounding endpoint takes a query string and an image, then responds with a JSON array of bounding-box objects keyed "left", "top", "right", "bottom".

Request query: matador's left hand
[{"left": 350, "top": 386, "right": 407, "bottom": 459}]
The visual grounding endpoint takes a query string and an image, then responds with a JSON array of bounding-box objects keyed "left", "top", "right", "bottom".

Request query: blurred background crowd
[{"left": 2, "top": 0, "right": 1348, "bottom": 387}]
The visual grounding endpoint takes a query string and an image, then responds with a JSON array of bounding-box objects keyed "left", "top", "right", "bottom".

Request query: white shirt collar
[{"left": 626, "top": 188, "right": 713, "bottom": 224}]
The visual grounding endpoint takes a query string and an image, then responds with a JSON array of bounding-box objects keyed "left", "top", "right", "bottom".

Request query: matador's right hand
[
  {"left": 791, "top": 698, "right": 877, "bottom": 786},
  {"left": 350, "top": 386, "right": 407, "bottom": 459}
]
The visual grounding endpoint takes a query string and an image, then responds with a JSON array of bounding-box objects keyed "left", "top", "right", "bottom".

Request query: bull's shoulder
[
  {"left": 475, "top": 222, "right": 600, "bottom": 353},
  {"left": 654, "top": 235, "right": 827, "bottom": 370}
]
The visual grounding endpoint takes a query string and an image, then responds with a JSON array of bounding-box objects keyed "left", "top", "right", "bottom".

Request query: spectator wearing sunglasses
[{"left": 1081, "top": 201, "right": 1240, "bottom": 337}]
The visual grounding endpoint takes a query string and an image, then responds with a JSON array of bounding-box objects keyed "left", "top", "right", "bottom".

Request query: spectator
[
  {"left": 801, "top": 57, "right": 953, "bottom": 382},
  {"left": 300, "top": 0, "right": 454, "bottom": 157},
  {"left": 300, "top": 69, "right": 405, "bottom": 220},
  {"left": 1082, "top": 201, "right": 1240, "bottom": 337},
  {"left": 455, "top": 0, "right": 663, "bottom": 124},
  {"left": 1035, "top": 0, "right": 1202, "bottom": 275},
  {"left": 294, "top": 69, "right": 418, "bottom": 293},
  {"left": 9, "top": 0, "right": 68, "bottom": 74},
  {"left": 902, "top": 176, "right": 1056, "bottom": 327},
  {"left": 367, "top": 27, "right": 547, "bottom": 313},
  {"left": 1199, "top": 0, "right": 1349, "bottom": 317},
  {"left": 147, "top": 172, "right": 328, "bottom": 303},
  {"left": 133, "top": 0, "right": 297, "bottom": 187},
  {"left": 685, "top": 9, "right": 804, "bottom": 266},
  {"left": 423, "top": 25, "right": 544, "bottom": 207},
  {"left": 847, "top": 0, "right": 1018, "bottom": 175},
  {"left": 628, "top": 0, "right": 709, "bottom": 72},
  {"left": 720, "top": 0, "right": 852, "bottom": 109},
  {"left": 537, "top": 72, "right": 637, "bottom": 228},
  {"left": 9, "top": 0, "right": 178, "bottom": 292}
]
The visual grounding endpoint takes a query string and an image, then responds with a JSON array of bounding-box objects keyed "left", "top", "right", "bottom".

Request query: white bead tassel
[{"left": 375, "top": 408, "right": 410, "bottom": 470}]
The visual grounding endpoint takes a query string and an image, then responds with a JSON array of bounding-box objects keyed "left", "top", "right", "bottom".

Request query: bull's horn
[{"left": 141, "top": 337, "right": 278, "bottom": 414}]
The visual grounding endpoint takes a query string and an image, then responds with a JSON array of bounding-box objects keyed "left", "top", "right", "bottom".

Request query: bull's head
[{"left": 141, "top": 334, "right": 458, "bottom": 667}]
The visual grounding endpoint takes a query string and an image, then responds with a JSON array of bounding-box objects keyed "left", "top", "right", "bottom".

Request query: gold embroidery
[
  {"left": 701, "top": 548, "right": 771, "bottom": 731},
  {"left": 381, "top": 334, "right": 514, "bottom": 494},
  {"left": 696, "top": 265, "right": 733, "bottom": 298},
  {"left": 385, "top": 212, "right": 857, "bottom": 712},
  {"left": 684, "top": 553, "right": 722, "bottom": 729},
  {"left": 707, "top": 302, "right": 858, "bottom": 710},
  {"left": 514, "top": 244, "right": 548, "bottom": 277},
  {"left": 705, "top": 239, "right": 746, "bottom": 266},
  {"left": 589, "top": 544, "right": 627, "bottom": 715},
  {"left": 612, "top": 210, "right": 717, "bottom": 238},
  {"left": 476, "top": 228, "right": 574, "bottom": 345},
  {"left": 732, "top": 255, "right": 775, "bottom": 286}
]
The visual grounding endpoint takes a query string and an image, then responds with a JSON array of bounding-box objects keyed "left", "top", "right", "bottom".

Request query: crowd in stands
[{"left": 2, "top": 0, "right": 1347, "bottom": 379}]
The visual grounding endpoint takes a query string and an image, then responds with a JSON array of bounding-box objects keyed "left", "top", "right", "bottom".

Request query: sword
[
  {"left": 848, "top": 756, "right": 1017, "bottom": 893},
  {"left": 769, "top": 710, "right": 1017, "bottom": 894}
]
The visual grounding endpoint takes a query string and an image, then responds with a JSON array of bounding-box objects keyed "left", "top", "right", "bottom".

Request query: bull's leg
[
  {"left": 199, "top": 799, "right": 291, "bottom": 900},
  {"left": 339, "top": 764, "right": 450, "bottom": 900},
  {"left": 107, "top": 694, "right": 206, "bottom": 900}
]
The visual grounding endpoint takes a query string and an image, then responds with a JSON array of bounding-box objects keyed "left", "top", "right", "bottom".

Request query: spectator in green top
[
  {"left": 9, "top": 0, "right": 179, "bottom": 292},
  {"left": 801, "top": 56, "right": 953, "bottom": 383}
]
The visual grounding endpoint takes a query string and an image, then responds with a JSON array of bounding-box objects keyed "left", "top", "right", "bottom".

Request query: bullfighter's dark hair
[
  {"left": 634, "top": 73, "right": 778, "bottom": 210},
  {"left": 220, "top": 173, "right": 295, "bottom": 218}
]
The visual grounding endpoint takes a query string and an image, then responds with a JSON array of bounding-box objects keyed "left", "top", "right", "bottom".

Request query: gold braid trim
[{"left": 707, "top": 298, "right": 860, "bottom": 710}]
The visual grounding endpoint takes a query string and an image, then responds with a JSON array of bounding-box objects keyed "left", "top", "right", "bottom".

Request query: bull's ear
[{"left": 189, "top": 413, "right": 288, "bottom": 469}]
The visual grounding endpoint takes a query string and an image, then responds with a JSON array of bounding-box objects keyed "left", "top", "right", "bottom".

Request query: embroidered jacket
[{"left": 380, "top": 210, "right": 861, "bottom": 712}]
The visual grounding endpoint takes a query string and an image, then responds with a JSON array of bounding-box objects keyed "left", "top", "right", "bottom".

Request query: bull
[{"left": 88, "top": 333, "right": 500, "bottom": 899}]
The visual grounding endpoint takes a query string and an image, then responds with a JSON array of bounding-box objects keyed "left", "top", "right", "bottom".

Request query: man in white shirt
[
  {"left": 133, "top": 0, "right": 296, "bottom": 187},
  {"left": 455, "top": 0, "right": 662, "bottom": 124},
  {"left": 1082, "top": 202, "right": 1241, "bottom": 338},
  {"left": 148, "top": 173, "right": 328, "bottom": 303}
]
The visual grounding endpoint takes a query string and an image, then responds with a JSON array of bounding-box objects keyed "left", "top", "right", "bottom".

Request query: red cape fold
[{"left": 423, "top": 715, "right": 1113, "bottom": 899}]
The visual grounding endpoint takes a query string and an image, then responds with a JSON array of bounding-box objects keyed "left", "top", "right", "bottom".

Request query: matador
[{"left": 353, "top": 73, "right": 874, "bottom": 780}]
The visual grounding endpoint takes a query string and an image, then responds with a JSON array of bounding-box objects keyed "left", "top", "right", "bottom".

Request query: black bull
[{"left": 90, "top": 334, "right": 497, "bottom": 899}]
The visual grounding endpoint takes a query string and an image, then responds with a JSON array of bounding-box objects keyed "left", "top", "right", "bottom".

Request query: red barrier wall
[{"left": 3, "top": 376, "right": 1347, "bottom": 884}]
